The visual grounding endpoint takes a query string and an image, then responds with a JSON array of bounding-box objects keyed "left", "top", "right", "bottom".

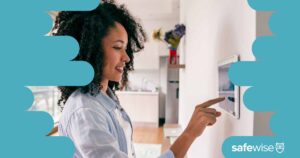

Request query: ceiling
[
  {"left": 117, "top": 0, "right": 179, "bottom": 20},
  {"left": 48, "top": 0, "right": 179, "bottom": 21}
]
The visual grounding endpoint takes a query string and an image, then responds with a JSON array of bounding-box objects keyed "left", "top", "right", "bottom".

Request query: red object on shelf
[{"left": 169, "top": 49, "right": 177, "bottom": 64}]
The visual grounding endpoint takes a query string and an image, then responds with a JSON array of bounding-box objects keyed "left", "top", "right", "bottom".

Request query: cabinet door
[
  {"left": 165, "top": 81, "right": 179, "bottom": 123},
  {"left": 116, "top": 93, "right": 159, "bottom": 126},
  {"left": 134, "top": 42, "right": 159, "bottom": 70}
]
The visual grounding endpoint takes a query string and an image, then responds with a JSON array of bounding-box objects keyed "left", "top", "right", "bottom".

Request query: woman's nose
[{"left": 123, "top": 51, "right": 130, "bottom": 63}]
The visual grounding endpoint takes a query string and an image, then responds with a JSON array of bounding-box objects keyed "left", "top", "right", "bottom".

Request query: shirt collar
[{"left": 95, "top": 88, "right": 119, "bottom": 112}]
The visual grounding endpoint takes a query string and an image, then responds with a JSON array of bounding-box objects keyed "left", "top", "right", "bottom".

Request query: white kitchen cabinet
[
  {"left": 134, "top": 42, "right": 160, "bottom": 70},
  {"left": 115, "top": 91, "right": 159, "bottom": 127}
]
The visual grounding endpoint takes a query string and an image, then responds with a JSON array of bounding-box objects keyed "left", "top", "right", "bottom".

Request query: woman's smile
[{"left": 115, "top": 66, "right": 124, "bottom": 73}]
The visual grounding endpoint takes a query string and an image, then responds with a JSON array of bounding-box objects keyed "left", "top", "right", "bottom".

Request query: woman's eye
[{"left": 113, "top": 47, "right": 122, "bottom": 50}]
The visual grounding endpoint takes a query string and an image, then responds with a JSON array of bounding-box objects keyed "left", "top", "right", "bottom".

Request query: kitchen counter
[
  {"left": 116, "top": 90, "right": 159, "bottom": 127},
  {"left": 115, "top": 91, "right": 159, "bottom": 95}
]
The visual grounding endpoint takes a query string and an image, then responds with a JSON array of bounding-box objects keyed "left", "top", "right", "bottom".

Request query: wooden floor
[
  {"left": 50, "top": 123, "right": 170, "bottom": 153},
  {"left": 132, "top": 123, "right": 163, "bottom": 144},
  {"left": 50, "top": 123, "right": 165, "bottom": 145}
]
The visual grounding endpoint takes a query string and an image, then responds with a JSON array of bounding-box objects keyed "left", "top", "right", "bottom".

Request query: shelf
[
  {"left": 168, "top": 64, "right": 186, "bottom": 69},
  {"left": 219, "top": 91, "right": 234, "bottom": 93}
]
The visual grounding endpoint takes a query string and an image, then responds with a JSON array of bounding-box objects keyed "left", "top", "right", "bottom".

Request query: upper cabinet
[
  {"left": 119, "top": 0, "right": 180, "bottom": 70},
  {"left": 134, "top": 41, "right": 160, "bottom": 70}
]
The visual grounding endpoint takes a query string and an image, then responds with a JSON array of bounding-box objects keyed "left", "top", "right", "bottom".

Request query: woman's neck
[{"left": 100, "top": 80, "right": 109, "bottom": 94}]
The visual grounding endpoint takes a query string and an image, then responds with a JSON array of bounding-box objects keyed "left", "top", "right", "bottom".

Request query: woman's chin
[
  {"left": 108, "top": 73, "right": 123, "bottom": 82},
  {"left": 110, "top": 77, "right": 122, "bottom": 82}
]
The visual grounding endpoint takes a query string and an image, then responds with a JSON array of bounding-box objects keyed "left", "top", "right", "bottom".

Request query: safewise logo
[{"left": 232, "top": 142, "right": 285, "bottom": 154}]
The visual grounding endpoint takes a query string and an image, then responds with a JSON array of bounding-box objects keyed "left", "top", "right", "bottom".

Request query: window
[{"left": 28, "top": 86, "right": 61, "bottom": 123}]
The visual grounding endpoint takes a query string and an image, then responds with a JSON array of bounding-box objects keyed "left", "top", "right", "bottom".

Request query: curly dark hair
[{"left": 52, "top": 0, "right": 147, "bottom": 109}]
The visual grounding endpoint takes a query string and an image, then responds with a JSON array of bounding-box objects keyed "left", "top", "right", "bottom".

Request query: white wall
[{"left": 178, "top": 0, "right": 257, "bottom": 157}]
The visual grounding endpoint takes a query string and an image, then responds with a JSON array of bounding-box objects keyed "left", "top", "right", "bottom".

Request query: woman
[{"left": 53, "top": 1, "right": 224, "bottom": 158}]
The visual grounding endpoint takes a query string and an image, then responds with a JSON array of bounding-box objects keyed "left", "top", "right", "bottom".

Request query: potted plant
[{"left": 153, "top": 24, "right": 186, "bottom": 65}]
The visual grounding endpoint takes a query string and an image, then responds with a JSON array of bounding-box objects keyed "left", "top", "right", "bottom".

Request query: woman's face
[{"left": 102, "top": 22, "right": 130, "bottom": 82}]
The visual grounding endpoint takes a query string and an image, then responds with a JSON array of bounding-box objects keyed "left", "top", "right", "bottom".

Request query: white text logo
[{"left": 232, "top": 142, "right": 284, "bottom": 154}]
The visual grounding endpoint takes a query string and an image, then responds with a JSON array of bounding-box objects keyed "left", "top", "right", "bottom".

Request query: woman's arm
[{"left": 170, "top": 98, "right": 224, "bottom": 158}]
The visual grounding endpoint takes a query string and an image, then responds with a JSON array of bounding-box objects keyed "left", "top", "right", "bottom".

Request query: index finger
[{"left": 197, "top": 97, "right": 225, "bottom": 108}]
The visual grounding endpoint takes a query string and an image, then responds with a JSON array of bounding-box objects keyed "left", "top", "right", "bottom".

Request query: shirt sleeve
[
  {"left": 67, "top": 108, "right": 128, "bottom": 158},
  {"left": 158, "top": 149, "right": 175, "bottom": 158}
]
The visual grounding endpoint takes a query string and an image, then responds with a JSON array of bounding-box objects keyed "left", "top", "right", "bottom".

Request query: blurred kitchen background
[
  {"left": 30, "top": 0, "right": 274, "bottom": 158},
  {"left": 32, "top": 0, "right": 181, "bottom": 126}
]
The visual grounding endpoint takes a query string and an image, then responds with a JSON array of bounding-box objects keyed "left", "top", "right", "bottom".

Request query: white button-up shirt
[{"left": 58, "top": 88, "right": 175, "bottom": 158}]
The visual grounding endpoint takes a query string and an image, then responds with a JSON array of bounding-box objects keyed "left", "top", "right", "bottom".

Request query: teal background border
[
  {"left": 224, "top": 0, "right": 299, "bottom": 157},
  {"left": 0, "top": 0, "right": 98, "bottom": 157},
  {"left": 1, "top": 0, "right": 298, "bottom": 157}
]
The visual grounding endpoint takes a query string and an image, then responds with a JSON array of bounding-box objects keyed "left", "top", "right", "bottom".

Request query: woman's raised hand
[
  {"left": 184, "top": 97, "right": 225, "bottom": 139},
  {"left": 170, "top": 97, "right": 225, "bottom": 158}
]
